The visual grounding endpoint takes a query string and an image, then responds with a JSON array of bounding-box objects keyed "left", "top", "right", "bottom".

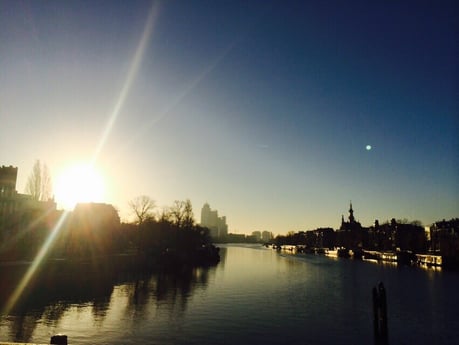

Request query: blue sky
[{"left": 1, "top": 0, "right": 457, "bottom": 234}]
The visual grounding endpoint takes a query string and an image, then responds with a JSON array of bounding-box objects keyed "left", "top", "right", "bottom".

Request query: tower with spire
[
  {"left": 348, "top": 202, "right": 355, "bottom": 223},
  {"left": 341, "top": 201, "right": 358, "bottom": 229},
  {"left": 338, "top": 201, "right": 363, "bottom": 249}
]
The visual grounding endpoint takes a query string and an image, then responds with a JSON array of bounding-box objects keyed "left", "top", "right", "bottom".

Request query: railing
[{"left": 0, "top": 335, "right": 67, "bottom": 345}]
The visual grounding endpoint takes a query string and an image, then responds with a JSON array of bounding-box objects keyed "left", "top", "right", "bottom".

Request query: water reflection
[
  {"left": 2, "top": 246, "right": 457, "bottom": 345},
  {"left": 0, "top": 259, "right": 217, "bottom": 343},
  {"left": 216, "top": 246, "right": 227, "bottom": 269}
]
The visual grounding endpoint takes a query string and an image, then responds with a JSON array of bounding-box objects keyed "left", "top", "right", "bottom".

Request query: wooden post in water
[
  {"left": 372, "top": 282, "right": 388, "bottom": 345},
  {"left": 50, "top": 335, "right": 67, "bottom": 345}
]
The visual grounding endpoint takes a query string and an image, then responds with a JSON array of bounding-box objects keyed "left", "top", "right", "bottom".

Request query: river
[{"left": 1, "top": 244, "right": 457, "bottom": 345}]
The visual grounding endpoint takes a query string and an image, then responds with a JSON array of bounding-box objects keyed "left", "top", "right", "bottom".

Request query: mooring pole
[
  {"left": 373, "top": 282, "right": 388, "bottom": 345},
  {"left": 50, "top": 334, "right": 68, "bottom": 345}
]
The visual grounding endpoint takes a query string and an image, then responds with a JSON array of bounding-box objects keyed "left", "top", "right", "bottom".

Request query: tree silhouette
[
  {"left": 129, "top": 195, "right": 155, "bottom": 225},
  {"left": 25, "top": 160, "right": 52, "bottom": 201},
  {"left": 169, "top": 199, "right": 194, "bottom": 228}
]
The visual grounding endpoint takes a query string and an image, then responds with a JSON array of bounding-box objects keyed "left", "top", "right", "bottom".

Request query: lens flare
[
  {"left": 3, "top": 211, "right": 69, "bottom": 315},
  {"left": 91, "top": 2, "right": 159, "bottom": 165}
]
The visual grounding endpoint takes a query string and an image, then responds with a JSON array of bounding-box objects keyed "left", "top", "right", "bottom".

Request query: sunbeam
[
  {"left": 91, "top": 2, "right": 159, "bottom": 166},
  {"left": 0, "top": 206, "right": 55, "bottom": 255},
  {"left": 2, "top": 211, "right": 69, "bottom": 315}
]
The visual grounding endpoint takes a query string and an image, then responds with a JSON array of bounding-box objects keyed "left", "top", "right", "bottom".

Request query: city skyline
[
  {"left": 2, "top": 161, "right": 455, "bottom": 235},
  {"left": 1, "top": 1, "right": 457, "bottom": 234}
]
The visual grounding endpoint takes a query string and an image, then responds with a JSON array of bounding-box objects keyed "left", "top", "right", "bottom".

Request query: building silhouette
[
  {"left": 200, "top": 203, "right": 228, "bottom": 238},
  {"left": 0, "top": 165, "right": 19, "bottom": 227},
  {"left": 262, "top": 231, "right": 273, "bottom": 242},
  {"left": 65, "top": 202, "right": 121, "bottom": 257},
  {"left": 429, "top": 218, "right": 459, "bottom": 258},
  {"left": 0, "top": 165, "right": 57, "bottom": 237},
  {"left": 0, "top": 165, "right": 60, "bottom": 260},
  {"left": 252, "top": 231, "right": 261, "bottom": 242},
  {"left": 339, "top": 202, "right": 361, "bottom": 231},
  {"left": 250, "top": 231, "right": 273, "bottom": 243},
  {"left": 336, "top": 202, "right": 364, "bottom": 249}
]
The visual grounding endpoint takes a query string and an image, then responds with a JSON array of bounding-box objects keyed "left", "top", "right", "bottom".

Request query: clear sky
[{"left": 1, "top": 0, "right": 458, "bottom": 234}]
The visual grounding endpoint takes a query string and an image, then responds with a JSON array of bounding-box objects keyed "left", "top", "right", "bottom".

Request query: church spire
[{"left": 348, "top": 201, "right": 355, "bottom": 223}]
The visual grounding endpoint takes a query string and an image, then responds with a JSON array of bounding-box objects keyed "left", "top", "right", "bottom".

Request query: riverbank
[{"left": 0, "top": 244, "right": 220, "bottom": 269}]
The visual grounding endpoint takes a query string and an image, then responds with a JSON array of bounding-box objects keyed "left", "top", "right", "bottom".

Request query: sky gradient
[{"left": 1, "top": 0, "right": 458, "bottom": 234}]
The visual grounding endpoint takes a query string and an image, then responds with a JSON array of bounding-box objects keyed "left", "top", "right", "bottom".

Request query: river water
[{"left": 0, "top": 244, "right": 457, "bottom": 345}]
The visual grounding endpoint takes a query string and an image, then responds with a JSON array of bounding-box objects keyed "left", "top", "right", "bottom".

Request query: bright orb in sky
[
  {"left": 366, "top": 145, "right": 372, "bottom": 151},
  {"left": 54, "top": 164, "right": 105, "bottom": 210}
]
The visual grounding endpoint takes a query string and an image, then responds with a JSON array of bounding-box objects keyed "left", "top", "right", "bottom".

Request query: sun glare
[{"left": 55, "top": 164, "right": 105, "bottom": 210}]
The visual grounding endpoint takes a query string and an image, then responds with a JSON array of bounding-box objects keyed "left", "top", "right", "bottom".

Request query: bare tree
[
  {"left": 169, "top": 199, "right": 194, "bottom": 229},
  {"left": 182, "top": 199, "right": 195, "bottom": 229},
  {"left": 41, "top": 164, "right": 52, "bottom": 201},
  {"left": 410, "top": 220, "right": 423, "bottom": 227},
  {"left": 169, "top": 200, "right": 184, "bottom": 227},
  {"left": 158, "top": 206, "right": 172, "bottom": 223},
  {"left": 25, "top": 160, "right": 52, "bottom": 201},
  {"left": 129, "top": 195, "right": 155, "bottom": 225}
]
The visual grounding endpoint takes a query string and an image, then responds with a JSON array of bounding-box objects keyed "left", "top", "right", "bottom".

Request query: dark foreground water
[{"left": 1, "top": 244, "right": 458, "bottom": 345}]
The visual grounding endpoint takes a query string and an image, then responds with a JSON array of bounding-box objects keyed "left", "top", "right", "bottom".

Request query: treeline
[
  {"left": 0, "top": 198, "right": 219, "bottom": 266},
  {"left": 120, "top": 199, "right": 219, "bottom": 266}
]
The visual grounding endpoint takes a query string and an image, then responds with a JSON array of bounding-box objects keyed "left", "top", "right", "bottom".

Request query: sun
[{"left": 54, "top": 164, "right": 106, "bottom": 210}]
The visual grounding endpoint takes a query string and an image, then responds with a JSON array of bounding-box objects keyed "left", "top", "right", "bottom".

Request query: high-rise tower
[{"left": 200, "top": 203, "right": 228, "bottom": 238}]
